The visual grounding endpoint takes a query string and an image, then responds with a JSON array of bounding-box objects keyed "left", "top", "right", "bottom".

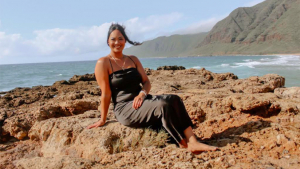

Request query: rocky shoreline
[{"left": 1, "top": 67, "right": 299, "bottom": 168}]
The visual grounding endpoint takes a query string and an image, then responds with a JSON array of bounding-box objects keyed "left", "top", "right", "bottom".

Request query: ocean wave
[
  {"left": 275, "top": 55, "right": 300, "bottom": 63},
  {"left": 221, "top": 64, "right": 229, "bottom": 67},
  {"left": 230, "top": 65, "right": 243, "bottom": 68},
  {"left": 192, "top": 66, "right": 201, "bottom": 69},
  {"left": 235, "top": 61, "right": 261, "bottom": 68},
  {"left": 260, "top": 58, "right": 271, "bottom": 61},
  {"left": 235, "top": 55, "right": 300, "bottom": 68},
  {"left": 0, "top": 88, "right": 11, "bottom": 92}
]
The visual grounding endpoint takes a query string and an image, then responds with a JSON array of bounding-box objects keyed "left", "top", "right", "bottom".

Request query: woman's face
[{"left": 108, "top": 30, "right": 126, "bottom": 53}]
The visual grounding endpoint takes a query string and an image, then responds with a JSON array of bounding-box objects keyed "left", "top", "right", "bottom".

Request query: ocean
[{"left": 1, "top": 55, "right": 300, "bottom": 92}]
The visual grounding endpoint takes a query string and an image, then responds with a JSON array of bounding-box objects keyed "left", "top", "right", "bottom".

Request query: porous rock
[{"left": 1, "top": 67, "right": 300, "bottom": 169}]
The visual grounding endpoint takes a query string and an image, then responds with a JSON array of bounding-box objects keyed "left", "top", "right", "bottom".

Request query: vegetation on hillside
[{"left": 125, "top": 0, "right": 300, "bottom": 57}]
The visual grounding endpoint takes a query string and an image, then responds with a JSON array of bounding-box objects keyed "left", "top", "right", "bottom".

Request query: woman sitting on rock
[{"left": 87, "top": 23, "right": 217, "bottom": 153}]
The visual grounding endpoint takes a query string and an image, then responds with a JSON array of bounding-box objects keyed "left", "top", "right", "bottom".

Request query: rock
[
  {"left": 157, "top": 65, "right": 186, "bottom": 70},
  {"left": 53, "top": 80, "right": 69, "bottom": 86},
  {"left": 274, "top": 87, "right": 300, "bottom": 99},
  {"left": 14, "top": 156, "right": 95, "bottom": 169},
  {"left": 1, "top": 97, "right": 99, "bottom": 140},
  {"left": 214, "top": 72, "right": 238, "bottom": 82},
  {"left": 227, "top": 94, "right": 281, "bottom": 117},
  {"left": 0, "top": 86, "right": 58, "bottom": 108},
  {"left": 230, "top": 74, "right": 285, "bottom": 94},
  {"left": 283, "top": 141, "right": 297, "bottom": 151},
  {"left": 0, "top": 110, "right": 6, "bottom": 126},
  {"left": 173, "top": 162, "right": 193, "bottom": 168},
  {"left": 144, "top": 68, "right": 153, "bottom": 75},
  {"left": 228, "top": 156, "right": 236, "bottom": 165},
  {"left": 1, "top": 67, "right": 300, "bottom": 168},
  {"left": 266, "top": 140, "right": 277, "bottom": 150},
  {"left": 69, "top": 74, "right": 96, "bottom": 83},
  {"left": 28, "top": 111, "right": 169, "bottom": 159},
  {"left": 2, "top": 113, "right": 35, "bottom": 140},
  {"left": 0, "top": 140, "right": 41, "bottom": 169},
  {"left": 276, "top": 134, "right": 289, "bottom": 145}
]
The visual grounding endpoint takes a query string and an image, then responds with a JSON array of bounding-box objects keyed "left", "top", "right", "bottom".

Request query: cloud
[
  {"left": 244, "top": 0, "right": 265, "bottom": 7},
  {"left": 0, "top": 13, "right": 183, "bottom": 62},
  {"left": 29, "top": 23, "right": 111, "bottom": 56},
  {"left": 0, "top": 23, "right": 112, "bottom": 61},
  {"left": 0, "top": 32, "right": 23, "bottom": 58},
  {"left": 124, "top": 12, "right": 183, "bottom": 41},
  {"left": 171, "top": 15, "right": 227, "bottom": 35}
]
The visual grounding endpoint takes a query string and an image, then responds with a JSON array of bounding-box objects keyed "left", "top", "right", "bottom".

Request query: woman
[{"left": 87, "top": 23, "right": 217, "bottom": 153}]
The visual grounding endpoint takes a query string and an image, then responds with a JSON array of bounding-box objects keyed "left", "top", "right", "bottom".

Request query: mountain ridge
[
  {"left": 125, "top": 0, "right": 300, "bottom": 57},
  {"left": 124, "top": 32, "right": 208, "bottom": 57}
]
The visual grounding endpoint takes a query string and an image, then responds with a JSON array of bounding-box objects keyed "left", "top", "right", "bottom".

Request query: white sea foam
[
  {"left": 234, "top": 55, "right": 300, "bottom": 68},
  {"left": 235, "top": 61, "right": 261, "bottom": 68},
  {"left": 221, "top": 64, "right": 229, "bottom": 67},
  {"left": 230, "top": 65, "right": 243, "bottom": 68},
  {"left": 192, "top": 66, "right": 201, "bottom": 69},
  {"left": 260, "top": 58, "right": 271, "bottom": 61},
  {"left": 57, "top": 74, "right": 62, "bottom": 76}
]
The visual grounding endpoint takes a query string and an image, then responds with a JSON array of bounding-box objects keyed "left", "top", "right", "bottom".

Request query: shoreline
[
  {"left": 141, "top": 53, "right": 300, "bottom": 58},
  {"left": 1, "top": 55, "right": 300, "bottom": 92},
  {"left": 1, "top": 54, "right": 300, "bottom": 65}
]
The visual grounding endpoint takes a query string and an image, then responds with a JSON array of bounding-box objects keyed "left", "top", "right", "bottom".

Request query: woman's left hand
[{"left": 133, "top": 93, "right": 146, "bottom": 109}]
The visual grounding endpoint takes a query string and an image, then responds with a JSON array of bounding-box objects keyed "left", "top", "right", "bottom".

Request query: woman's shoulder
[
  {"left": 96, "top": 55, "right": 110, "bottom": 65},
  {"left": 127, "top": 55, "right": 137, "bottom": 59},
  {"left": 127, "top": 55, "right": 140, "bottom": 63}
]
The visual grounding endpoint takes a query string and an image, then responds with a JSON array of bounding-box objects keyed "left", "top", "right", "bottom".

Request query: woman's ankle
[
  {"left": 179, "top": 139, "right": 188, "bottom": 148},
  {"left": 187, "top": 136, "right": 198, "bottom": 144}
]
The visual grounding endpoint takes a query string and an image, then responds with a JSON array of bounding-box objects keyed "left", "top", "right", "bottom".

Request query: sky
[{"left": 0, "top": 0, "right": 265, "bottom": 64}]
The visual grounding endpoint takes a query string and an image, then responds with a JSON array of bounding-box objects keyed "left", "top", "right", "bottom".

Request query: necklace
[{"left": 110, "top": 55, "right": 127, "bottom": 70}]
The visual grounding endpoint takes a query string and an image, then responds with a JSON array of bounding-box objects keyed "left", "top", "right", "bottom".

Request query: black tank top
[{"left": 108, "top": 57, "right": 142, "bottom": 108}]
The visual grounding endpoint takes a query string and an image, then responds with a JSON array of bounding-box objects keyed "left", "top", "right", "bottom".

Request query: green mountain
[
  {"left": 124, "top": 33, "right": 208, "bottom": 57},
  {"left": 125, "top": 0, "right": 300, "bottom": 57},
  {"left": 191, "top": 0, "right": 300, "bottom": 55}
]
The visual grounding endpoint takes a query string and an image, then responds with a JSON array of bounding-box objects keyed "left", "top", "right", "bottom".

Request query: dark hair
[{"left": 107, "top": 23, "right": 142, "bottom": 46}]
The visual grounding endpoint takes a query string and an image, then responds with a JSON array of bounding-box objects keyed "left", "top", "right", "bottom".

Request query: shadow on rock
[
  {"left": 241, "top": 104, "right": 281, "bottom": 118},
  {"left": 202, "top": 119, "right": 271, "bottom": 147}
]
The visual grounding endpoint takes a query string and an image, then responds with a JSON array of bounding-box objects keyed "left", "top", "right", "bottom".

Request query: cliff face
[
  {"left": 192, "top": 0, "right": 300, "bottom": 55},
  {"left": 125, "top": 0, "right": 300, "bottom": 57},
  {"left": 124, "top": 32, "right": 207, "bottom": 57},
  {"left": 202, "top": 0, "right": 289, "bottom": 44}
]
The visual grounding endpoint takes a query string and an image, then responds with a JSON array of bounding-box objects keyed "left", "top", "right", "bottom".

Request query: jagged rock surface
[{"left": 1, "top": 68, "right": 300, "bottom": 169}]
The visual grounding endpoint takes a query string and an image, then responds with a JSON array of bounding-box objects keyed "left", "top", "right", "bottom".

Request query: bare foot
[
  {"left": 179, "top": 144, "right": 187, "bottom": 148},
  {"left": 187, "top": 142, "right": 218, "bottom": 153},
  {"left": 179, "top": 139, "right": 188, "bottom": 148}
]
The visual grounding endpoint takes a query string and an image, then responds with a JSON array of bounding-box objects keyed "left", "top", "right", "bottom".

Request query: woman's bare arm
[
  {"left": 130, "top": 55, "right": 151, "bottom": 109},
  {"left": 87, "top": 57, "right": 111, "bottom": 128},
  {"left": 133, "top": 56, "right": 151, "bottom": 94}
]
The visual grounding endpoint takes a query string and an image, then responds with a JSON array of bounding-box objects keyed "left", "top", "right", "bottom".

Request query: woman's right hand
[
  {"left": 86, "top": 119, "right": 106, "bottom": 129},
  {"left": 132, "top": 93, "right": 146, "bottom": 109}
]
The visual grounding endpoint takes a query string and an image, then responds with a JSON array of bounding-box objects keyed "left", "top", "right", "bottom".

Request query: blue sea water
[{"left": 1, "top": 55, "right": 300, "bottom": 92}]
